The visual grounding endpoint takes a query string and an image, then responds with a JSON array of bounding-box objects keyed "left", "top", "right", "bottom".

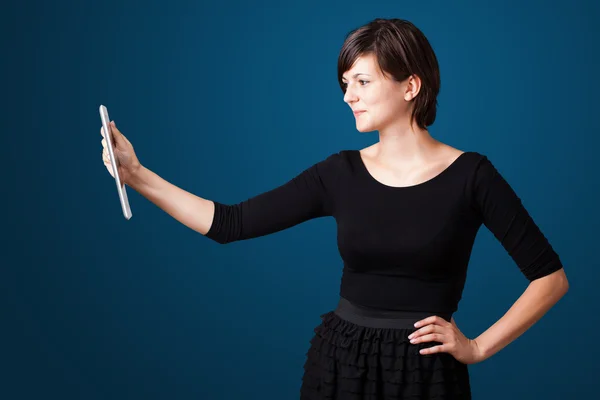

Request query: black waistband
[{"left": 333, "top": 297, "right": 453, "bottom": 330}]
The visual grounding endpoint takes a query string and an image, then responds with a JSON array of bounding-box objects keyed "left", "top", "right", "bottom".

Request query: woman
[{"left": 100, "top": 18, "right": 568, "bottom": 400}]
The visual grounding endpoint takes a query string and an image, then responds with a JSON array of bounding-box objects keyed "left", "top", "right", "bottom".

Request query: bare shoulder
[
  {"left": 441, "top": 145, "right": 466, "bottom": 162},
  {"left": 359, "top": 144, "right": 465, "bottom": 162}
]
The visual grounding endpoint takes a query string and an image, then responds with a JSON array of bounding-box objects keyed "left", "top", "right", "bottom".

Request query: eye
[{"left": 341, "top": 80, "right": 369, "bottom": 88}]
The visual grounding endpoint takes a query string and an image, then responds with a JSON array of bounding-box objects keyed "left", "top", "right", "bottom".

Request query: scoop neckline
[{"left": 352, "top": 149, "right": 471, "bottom": 190}]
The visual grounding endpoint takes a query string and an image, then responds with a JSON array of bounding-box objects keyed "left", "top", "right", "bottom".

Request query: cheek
[
  {"left": 377, "top": 95, "right": 405, "bottom": 118},
  {"left": 364, "top": 89, "right": 392, "bottom": 112},
  {"left": 361, "top": 91, "right": 377, "bottom": 107},
  {"left": 360, "top": 88, "right": 399, "bottom": 121}
]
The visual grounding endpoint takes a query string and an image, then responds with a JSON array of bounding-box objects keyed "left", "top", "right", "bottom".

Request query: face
[{"left": 342, "top": 53, "right": 416, "bottom": 132}]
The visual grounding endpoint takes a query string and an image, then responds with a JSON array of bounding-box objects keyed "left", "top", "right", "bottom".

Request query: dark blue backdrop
[{"left": 3, "top": 0, "right": 598, "bottom": 398}]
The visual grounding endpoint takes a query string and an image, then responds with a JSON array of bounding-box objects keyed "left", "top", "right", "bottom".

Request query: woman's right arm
[
  {"left": 128, "top": 166, "right": 216, "bottom": 236},
  {"left": 128, "top": 155, "right": 338, "bottom": 245},
  {"left": 100, "top": 121, "right": 338, "bottom": 244}
]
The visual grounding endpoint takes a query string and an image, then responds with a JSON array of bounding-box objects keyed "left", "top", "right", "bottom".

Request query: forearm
[
  {"left": 474, "top": 269, "right": 569, "bottom": 361},
  {"left": 128, "top": 165, "right": 215, "bottom": 236}
]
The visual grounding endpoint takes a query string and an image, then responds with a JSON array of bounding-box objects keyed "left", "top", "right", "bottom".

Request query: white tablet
[{"left": 99, "top": 105, "right": 133, "bottom": 220}]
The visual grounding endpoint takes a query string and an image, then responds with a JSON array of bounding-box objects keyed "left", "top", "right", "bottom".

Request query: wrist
[
  {"left": 473, "top": 338, "right": 488, "bottom": 362},
  {"left": 127, "top": 163, "right": 146, "bottom": 188}
]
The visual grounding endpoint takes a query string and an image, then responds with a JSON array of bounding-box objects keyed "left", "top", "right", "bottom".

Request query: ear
[{"left": 404, "top": 74, "right": 422, "bottom": 101}]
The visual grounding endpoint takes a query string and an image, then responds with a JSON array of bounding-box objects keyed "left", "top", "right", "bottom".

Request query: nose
[{"left": 343, "top": 86, "right": 358, "bottom": 104}]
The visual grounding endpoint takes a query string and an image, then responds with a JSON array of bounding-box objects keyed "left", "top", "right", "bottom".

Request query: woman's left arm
[
  {"left": 410, "top": 155, "right": 569, "bottom": 364},
  {"left": 473, "top": 267, "right": 569, "bottom": 362},
  {"left": 464, "top": 155, "right": 570, "bottom": 361}
]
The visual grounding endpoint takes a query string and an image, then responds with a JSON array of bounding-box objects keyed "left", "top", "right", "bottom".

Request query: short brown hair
[{"left": 337, "top": 18, "right": 441, "bottom": 130}]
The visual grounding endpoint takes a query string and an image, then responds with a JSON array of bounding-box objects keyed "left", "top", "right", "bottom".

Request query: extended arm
[{"left": 128, "top": 153, "right": 339, "bottom": 244}]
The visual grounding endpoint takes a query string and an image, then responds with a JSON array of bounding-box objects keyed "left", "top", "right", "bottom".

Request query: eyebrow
[{"left": 341, "top": 73, "right": 371, "bottom": 80}]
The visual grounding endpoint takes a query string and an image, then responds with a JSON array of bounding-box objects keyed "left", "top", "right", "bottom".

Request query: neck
[{"left": 374, "top": 120, "right": 441, "bottom": 166}]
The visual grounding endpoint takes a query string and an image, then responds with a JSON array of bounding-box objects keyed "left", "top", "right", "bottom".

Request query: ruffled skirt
[{"left": 300, "top": 298, "right": 471, "bottom": 399}]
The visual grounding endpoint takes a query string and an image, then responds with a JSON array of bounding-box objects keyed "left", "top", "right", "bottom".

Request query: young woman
[{"left": 100, "top": 18, "right": 568, "bottom": 400}]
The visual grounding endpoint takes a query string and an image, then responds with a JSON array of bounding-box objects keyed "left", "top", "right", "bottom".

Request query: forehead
[{"left": 342, "top": 54, "right": 378, "bottom": 79}]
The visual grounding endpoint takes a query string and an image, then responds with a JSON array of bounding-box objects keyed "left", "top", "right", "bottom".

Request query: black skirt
[{"left": 300, "top": 297, "right": 472, "bottom": 399}]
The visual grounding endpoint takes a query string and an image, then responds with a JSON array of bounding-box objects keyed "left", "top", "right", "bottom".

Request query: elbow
[
  {"left": 556, "top": 278, "right": 569, "bottom": 298},
  {"left": 561, "top": 276, "right": 570, "bottom": 295},
  {"left": 554, "top": 267, "right": 570, "bottom": 295},
  {"left": 204, "top": 230, "right": 237, "bottom": 245},
  {"left": 204, "top": 234, "right": 231, "bottom": 245},
  {"left": 557, "top": 279, "right": 569, "bottom": 301},
  {"left": 531, "top": 267, "right": 569, "bottom": 296},
  {"left": 204, "top": 202, "right": 237, "bottom": 244}
]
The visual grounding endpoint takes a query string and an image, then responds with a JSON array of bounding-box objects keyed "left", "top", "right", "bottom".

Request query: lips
[{"left": 353, "top": 111, "right": 366, "bottom": 116}]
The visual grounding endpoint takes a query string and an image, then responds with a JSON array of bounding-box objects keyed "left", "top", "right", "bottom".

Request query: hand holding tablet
[{"left": 99, "top": 105, "right": 138, "bottom": 220}]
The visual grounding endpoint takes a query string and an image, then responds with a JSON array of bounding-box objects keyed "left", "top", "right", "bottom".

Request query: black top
[{"left": 205, "top": 150, "right": 564, "bottom": 314}]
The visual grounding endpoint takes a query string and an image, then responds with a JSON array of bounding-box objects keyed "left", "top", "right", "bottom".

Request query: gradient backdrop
[{"left": 3, "top": 0, "right": 599, "bottom": 399}]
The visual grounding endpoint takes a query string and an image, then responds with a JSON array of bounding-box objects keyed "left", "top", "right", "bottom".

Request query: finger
[
  {"left": 414, "top": 315, "right": 449, "bottom": 328},
  {"left": 101, "top": 122, "right": 119, "bottom": 146},
  {"left": 109, "top": 121, "right": 121, "bottom": 139},
  {"left": 111, "top": 121, "right": 132, "bottom": 147},
  {"left": 410, "top": 333, "right": 447, "bottom": 345},
  {"left": 102, "top": 126, "right": 122, "bottom": 150},
  {"left": 101, "top": 138, "right": 106, "bottom": 148},
  {"left": 103, "top": 152, "right": 114, "bottom": 175},
  {"left": 419, "top": 344, "right": 446, "bottom": 355},
  {"left": 408, "top": 324, "right": 442, "bottom": 340}
]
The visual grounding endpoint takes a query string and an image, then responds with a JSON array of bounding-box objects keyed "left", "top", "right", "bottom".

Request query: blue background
[{"left": 3, "top": 0, "right": 598, "bottom": 398}]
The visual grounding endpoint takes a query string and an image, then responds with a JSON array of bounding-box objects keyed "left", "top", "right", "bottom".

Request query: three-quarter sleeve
[
  {"left": 468, "top": 155, "right": 564, "bottom": 281},
  {"left": 204, "top": 152, "right": 340, "bottom": 244}
]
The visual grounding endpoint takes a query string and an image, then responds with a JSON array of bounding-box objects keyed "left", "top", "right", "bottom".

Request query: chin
[{"left": 356, "top": 123, "right": 376, "bottom": 133}]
